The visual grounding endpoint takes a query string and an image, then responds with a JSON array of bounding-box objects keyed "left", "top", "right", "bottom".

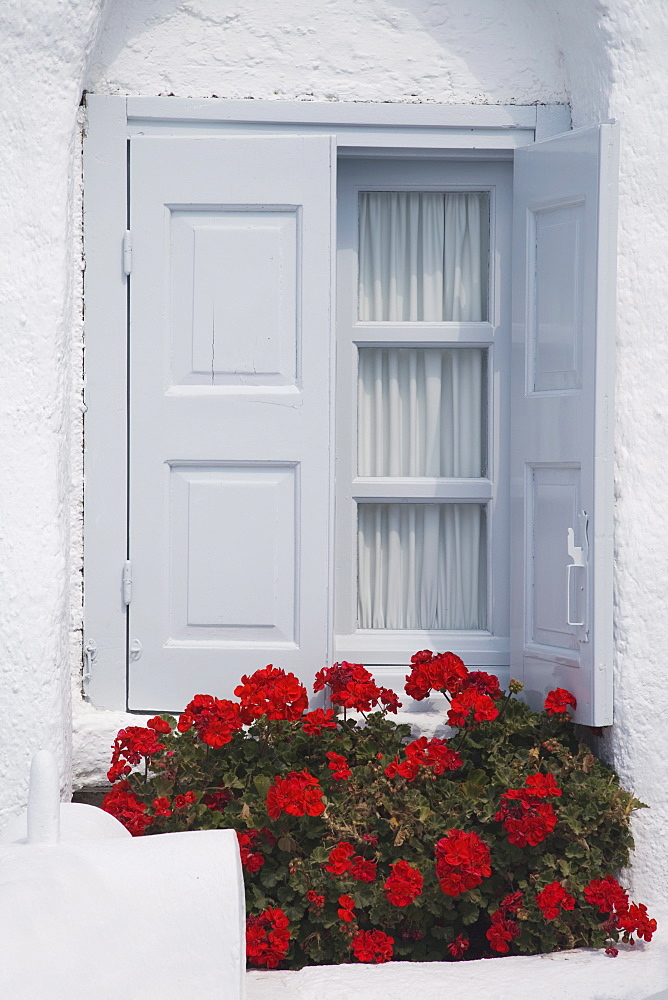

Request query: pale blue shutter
[
  {"left": 510, "top": 123, "right": 619, "bottom": 726},
  {"left": 128, "top": 136, "right": 335, "bottom": 710}
]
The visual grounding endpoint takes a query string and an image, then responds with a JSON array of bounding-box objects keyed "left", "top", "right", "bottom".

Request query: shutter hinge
[
  {"left": 123, "top": 560, "right": 132, "bottom": 605},
  {"left": 123, "top": 230, "right": 132, "bottom": 275}
]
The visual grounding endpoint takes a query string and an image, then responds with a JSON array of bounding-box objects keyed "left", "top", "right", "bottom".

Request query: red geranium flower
[
  {"left": 544, "top": 688, "right": 577, "bottom": 715},
  {"left": 486, "top": 910, "right": 520, "bottom": 953},
  {"left": 383, "top": 860, "right": 423, "bottom": 907},
  {"left": 237, "top": 829, "right": 267, "bottom": 873},
  {"left": 325, "top": 841, "right": 356, "bottom": 875},
  {"left": 447, "top": 688, "right": 499, "bottom": 728},
  {"left": 306, "top": 890, "right": 325, "bottom": 907},
  {"left": 337, "top": 894, "right": 356, "bottom": 922},
  {"left": 447, "top": 934, "right": 469, "bottom": 958},
  {"left": 351, "top": 928, "right": 394, "bottom": 964},
  {"left": 404, "top": 650, "right": 469, "bottom": 701},
  {"left": 152, "top": 796, "right": 172, "bottom": 817},
  {"left": 301, "top": 708, "right": 338, "bottom": 734},
  {"left": 314, "top": 662, "right": 401, "bottom": 714},
  {"left": 146, "top": 716, "right": 172, "bottom": 734},
  {"left": 616, "top": 903, "right": 657, "bottom": 942},
  {"left": 350, "top": 857, "right": 377, "bottom": 882},
  {"left": 266, "top": 770, "right": 325, "bottom": 820},
  {"left": 536, "top": 882, "right": 576, "bottom": 920},
  {"left": 201, "top": 788, "right": 232, "bottom": 813},
  {"left": 461, "top": 671, "right": 503, "bottom": 700},
  {"left": 176, "top": 694, "right": 243, "bottom": 748},
  {"left": 107, "top": 725, "right": 166, "bottom": 782},
  {"left": 435, "top": 829, "right": 492, "bottom": 897},
  {"left": 385, "top": 736, "right": 463, "bottom": 781},
  {"left": 102, "top": 780, "right": 153, "bottom": 836},
  {"left": 235, "top": 665, "right": 309, "bottom": 724},
  {"left": 584, "top": 875, "right": 629, "bottom": 915},
  {"left": 325, "top": 751, "right": 352, "bottom": 781},
  {"left": 495, "top": 773, "right": 562, "bottom": 847},
  {"left": 246, "top": 907, "right": 291, "bottom": 968},
  {"left": 173, "top": 790, "right": 197, "bottom": 809}
]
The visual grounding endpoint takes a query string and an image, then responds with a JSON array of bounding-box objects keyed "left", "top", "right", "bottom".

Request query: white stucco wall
[{"left": 2, "top": 0, "right": 668, "bottom": 964}]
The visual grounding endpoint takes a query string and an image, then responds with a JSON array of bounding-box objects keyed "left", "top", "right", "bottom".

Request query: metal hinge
[
  {"left": 83, "top": 639, "right": 97, "bottom": 684},
  {"left": 123, "top": 560, "right": 132, "bottom": 605},
  {"left": 123, "top": 230, "right": 132, "bottom": 275}
]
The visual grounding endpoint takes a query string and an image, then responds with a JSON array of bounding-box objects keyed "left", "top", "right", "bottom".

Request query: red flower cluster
[
  {"left": 235, "top": 665, "right": 309, "bottom": 724},
  {"left": 237, "top": 829, "right": 267, "bottom": 873},
  {"left": 107, "top": 726, "right": 166, "bottom": 783},
  {"left": 177, "top": 694, "right": 243, "bottom": 748},
  {"left": 495, "top": 773, "right": 562, "bottom": 847},
  {"left": 499, "top": 890, "right": 523, "bottom": 915},
  {"left": 201, "top": 788, "right": 231, "bottom": 813},
  {"left": 246, "top": 907, "right": 291, "bottom": 968},
  {"left": 486, "top": 910, "right": 520, "bottom": 953},
  {"left": 266, "top": 769, "right": 325, "bottom": 820},
  {"left": 536, "top": 882, "right": 576, "bottom": 920},
  {"left": 583, "top": 876, "right": 657, "bottom": 945},
  {"left": 447, "top": 934, "right": 470, "bottom": 958},
  {"left": 544, "top": 687, "right": 577, "bottom": 716},
  {"left": 301, "top": 708, "right": 337, "bottom": 734},
  {"left": 404, "top": 650, "right": 468, "bottom": 701},
  {"left": 325, "top": 751, "right": 352, "bottom": 781},
  {"left": 617, "top": 903, "right": 657, "bottom": 942},
  {"left": 434, "top": 829, "right": 492, "bottom": 897},
  {"left": 350, "top": 928, "right": 394, "bottom": 964},
  {"left": 383, "top": 860, "right": 424, "bottom": 907},
  {"left": 462, "top": 671, "right": 503, "bottom": 700},
  {"left": 337, "top": 894, "right": 356, "bottom": 922},
  {"left": 325, "top": 841, "right": 355, "bottom": 874},
  {"left": 350, "top": 857, "right": 377, "bottom": 882},
  {"left": 447, "top": 688, "right": 499, "bottom": 728},
  {"left": 306, "top": 890, "right": 325, "bottom": 907},
  {"left": 325, "top": 841, "right": 376, "bottom": 881},
  {"left": 384, "top": 736, "right": 463, "bottom": 781},
  {"left": 153, "top": 796, "right": 172, "bottom": 817},
  {"left": 583, "top": 875, "right": 629, "bottom": 914},
  {"left": 174, "top": 790, "right": 197, "bottom": 809},
  {"left": 314, "top": 662, "right": 401, "bottom": 714},
  {"left": 102, "top": 780, "right": 153, "bottom": 836}
]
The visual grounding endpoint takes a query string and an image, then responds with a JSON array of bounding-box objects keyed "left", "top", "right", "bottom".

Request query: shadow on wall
[{"left": 85, "top": 0, "right": 571, "bottom": 105}]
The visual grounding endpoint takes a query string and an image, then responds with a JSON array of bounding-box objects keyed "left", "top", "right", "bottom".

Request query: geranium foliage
[{"left": 103, "top": 653, "right": 656, "bottom": 968}]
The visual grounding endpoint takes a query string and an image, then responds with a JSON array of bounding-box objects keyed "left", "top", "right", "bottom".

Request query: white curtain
[
  {"left": 358, "top": 504, "right": 486, "bottom": 629},
  {"left": 358, "top": 191, "right": 488, "bottom": 322},
  {"left": 358, "top": 348, "right": 483, "bottom": 477},
  {"left": 356, "top": 191, "right": 487, "bottom": 630}
]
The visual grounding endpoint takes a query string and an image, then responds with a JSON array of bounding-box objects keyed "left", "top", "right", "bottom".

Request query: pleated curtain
[{"left": 357, "top": 191, "right": 487, "bottom": 630}]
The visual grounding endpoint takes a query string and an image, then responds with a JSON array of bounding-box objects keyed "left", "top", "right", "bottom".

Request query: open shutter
[
  {"left": 510, "top": 123, "right": 619, "bottom": 726},
  {"left": 128, "top": 135, "right": 335, "bottom": 710}
]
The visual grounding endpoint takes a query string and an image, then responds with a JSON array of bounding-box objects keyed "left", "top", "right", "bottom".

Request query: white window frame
[{"left": 83, "top": 97, "right": 571, "bottom": 711}]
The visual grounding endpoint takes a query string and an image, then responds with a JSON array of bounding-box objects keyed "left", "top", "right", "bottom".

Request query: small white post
[{"left": 26, "top": 750, "right": 61, "bottom": 844}]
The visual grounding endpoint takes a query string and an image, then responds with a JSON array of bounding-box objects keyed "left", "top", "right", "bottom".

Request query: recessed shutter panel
[
  {"left": 510, "top": 123, "right": 619, "bottom": 726},
  {"left": 128, "top": 136, "right": 335, "bottom": 710}
]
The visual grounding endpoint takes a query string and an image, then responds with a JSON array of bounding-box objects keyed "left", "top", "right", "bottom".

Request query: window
[
  {"left": 83, "top": 99, "right": 616, "bottom": 725},
  {"left": 334, "top": 158, "right": 511, "bottom": 683}
]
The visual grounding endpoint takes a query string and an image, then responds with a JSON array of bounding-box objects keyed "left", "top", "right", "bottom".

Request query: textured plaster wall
[
  {"left": 2, "top": 0, "right": 668, "bottom": 949},
  {"left": 0, "top": 0, "right": 107, "bottom": 827}
]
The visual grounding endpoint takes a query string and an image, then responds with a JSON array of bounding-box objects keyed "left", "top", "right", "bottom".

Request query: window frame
[{"left": 82, "top": 96, "right": 571, "bottom": 711}]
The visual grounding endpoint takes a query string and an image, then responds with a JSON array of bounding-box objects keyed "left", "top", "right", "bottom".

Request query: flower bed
[{"left": 102, "top": 654, "right": 656, "bottom": 968}]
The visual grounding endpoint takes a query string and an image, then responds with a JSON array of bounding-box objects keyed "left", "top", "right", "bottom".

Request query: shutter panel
[
  {"left": 128, "top": 136, "right": 335, "bottom": 710},
  {"left": 510, "top": 123, "right": 619, "bottom": 726}
]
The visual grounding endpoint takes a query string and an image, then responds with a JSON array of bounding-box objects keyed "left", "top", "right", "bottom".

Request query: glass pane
[
  {"left": 358, "top": 191, "right": 489, "bottom": 321},
  {"left": 358, "top": 347, "right": 485, "bottom": 477},
  {"left": 357, "top": 503, "right": 487, "bottom": 629}
]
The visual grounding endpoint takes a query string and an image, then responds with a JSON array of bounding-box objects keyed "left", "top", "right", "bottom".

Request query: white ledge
[{"left": 246, "top": 914, "right": 668, "bottom": 1000}]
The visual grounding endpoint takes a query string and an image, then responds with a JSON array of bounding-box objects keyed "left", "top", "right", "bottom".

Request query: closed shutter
[
  {"left": 128, "top": 136, "right": 335, "bottom": 710},
  {"left": 510, "top": 123, "right": 619, "bottom": 726}
]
